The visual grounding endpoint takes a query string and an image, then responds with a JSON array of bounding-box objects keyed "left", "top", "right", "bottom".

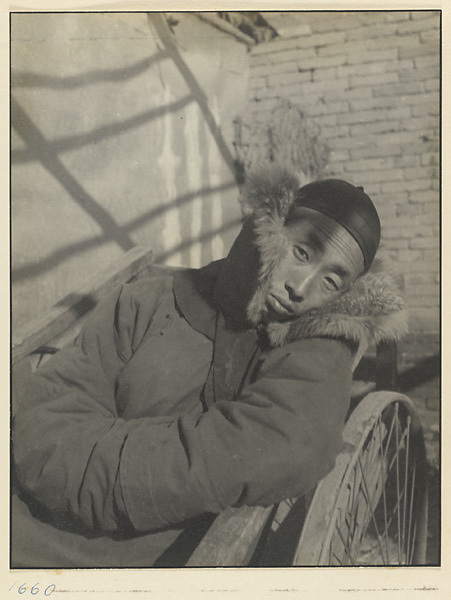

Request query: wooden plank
[
  {"left": 12, "top": 247, "right": 153, "bottom": 365},
  {"left": 186, "top": 505, "right": 273, "bottom": 566},
  {"left": 376, "top": 340, "right": 398, "bottom": 390}
]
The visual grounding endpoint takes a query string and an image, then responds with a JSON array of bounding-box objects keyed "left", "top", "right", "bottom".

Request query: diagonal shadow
[
  {"left": 148, "top": 13, "right": 238, "bottom": 179},
  {"left": 155, "top": 216, "right": 243, "bottom": 263},
  {"left": 12, "top": 181, "right": 237, "bottom": 283},
  {"left": 12, "top": 96, "right": 134, "bottom": 252},
  {"left": 11, "top": 51, "right": 168, "bottom": 89},
  {"left": 12, "top": 93, "right": 193, "bottom": 164}
]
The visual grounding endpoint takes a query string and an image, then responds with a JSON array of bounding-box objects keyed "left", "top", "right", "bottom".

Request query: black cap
[{"left": 290, "top": 179, "right": 381, "bottom": 270}]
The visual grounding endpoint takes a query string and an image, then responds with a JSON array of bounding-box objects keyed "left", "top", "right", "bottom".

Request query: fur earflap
[
  {"left": 242, "top": 165, "right": 301, "bottom": 222},
  {"left": 265, "top": 258, "right": 408, "bottom": 348}
]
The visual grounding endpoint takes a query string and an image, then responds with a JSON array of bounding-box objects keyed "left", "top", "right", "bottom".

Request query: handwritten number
[{"left": 8, "top": 582, "right": 55, "bottom": 596}]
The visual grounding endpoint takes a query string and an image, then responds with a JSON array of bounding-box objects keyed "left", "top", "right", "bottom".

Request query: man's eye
[
  {"left": 324, "top": 276, "right": 340, "bottom": 291},
  {"left": 293, "top": 246, "right": 308, "bottom": 262}
]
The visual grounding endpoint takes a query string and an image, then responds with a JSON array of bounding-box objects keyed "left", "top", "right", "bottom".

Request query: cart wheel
[{"left": 294, "top": 392, "right": 429, "bottom": 566}]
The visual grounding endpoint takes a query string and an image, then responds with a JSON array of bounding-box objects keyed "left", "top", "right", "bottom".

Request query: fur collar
[{"left": 236, "top": 165, "right": 408, "bottom": 349}]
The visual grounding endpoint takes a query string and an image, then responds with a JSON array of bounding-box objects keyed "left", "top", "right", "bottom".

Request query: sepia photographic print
[{"left": 10, "top": 6, "right": 441, "bottom": 594}]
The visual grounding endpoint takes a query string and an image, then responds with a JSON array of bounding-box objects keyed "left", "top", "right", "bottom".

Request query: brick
[
  {"left": 366, "top": 33, "right": 421, "bottom": 51},
  {"left": 350, "top": 144, "right": 401, "bottom": 159},
  {"left": 382, "top": 238, "right": 409, "bottom": 249},
  {"left": 393, "top": 155, "right": 420, "bottom": 168},
  {"left": 252, "top": 61, "right": 300, "bottom": 77},
  {"left": 415, "top": 54, "right": 440, "bottom": 69},
  {"left": 292, "top": 30, "right": 347, "bottom": 50},
  {"left": 397, "top": 16, "right": 440, "bottom": 34},
  {"left": 298, "top": 54, "right": 348, "bottom": 71},
  {"left": 350, "top": 121, "right": 402, "bottom": 136},
  {"left": 248, "top": 97, "right": 278, "bottom": 112},
  {"left": 249, "top": 76, "right": 267, "bottom": 90},
  {"left": 409, "top": 237, "right": 439, "bottom": 251},
  {"left": 377, "top": 131, "right": 428, "bottom": 146},
  {"left": 404, "top": 179, "right": 433, "bottom": 192},
  {"left": 297, "top": 78, "right": 350, "bottom": 96},
  {"left": 319, "top": 125, "right": 350, "bottom": 139},
  {"left": 402, "top": 167, "right": 435, "bottom": 181},
  {"left": 328, "top": 13, "right": 386, "bottom": 30},
  {"left": 312, "top": 67, "right": 337, "bottom": 82},
  {"left": 346, "top": 48, "right": 400, "bottom": 65},
  {"left": 399, "top": 67, "right": 439, "bottom": 83},
  {"left": 262, "top": 82, "right": 306, "bottom": 99},
  {"left": 344, "top": 157, "right": 394, "bottom": 172},
  {"left": 384, "top": 11, "right": 411, "bottom": 23},
  {"left": 270, "top": 48, "right": 316, "bottom": 65},
  {"left": 340, "top": 106, "right": 411, "bottom": 126},
  {"left": 350, "top": 96, "right": 398, "bottom": 111},
  {"left": 401, "top": 116, "right": 439, "bottom": 131},
  {"left": 267, "top": 70, "right": 312, "bottom": 87},
  {"left": 317, "top": 114, "right": 337, "bottom": 127},
  {"left": 425, "top": 79, "right": 440, "bottom": 92},
  {"left": 410, "top": 10, "right": 440, "bottom": 20},
  {"left": 350, "top": 71, "right": 399, "bottom": 89},
  {"left": 420, "top": 29, "right": 440, "bottom": 44},
  {"left": 252, "top": 30, "right": 347, "bottom": 56},
  {"left": 350, "top": 168, "right": 403, "bottom": 184},
  {"left": 404, "top": 272, "right": 437, "bottom": 285},
  {"left": 271, "top": 24, "right": 312, "bottom": 39},
  {"left": 398, "top": 249, "right": 422, "bottom": 261},
  {"left": 299, "top": 16, "right": 336, "bottom": 34},
  {"left": 422, "top": 250, "right": 439, "bottom": 262},
  {"left": 409, "top": 190, "right": 437, "bottom": 203},
  {"left": 400, "top": 43, "right": 438, "bottom": 60},
  {"left": 411, "top": 102, "right": 439, "bottom": 117},
  {"left": 381, "top": 180, "right": 419, "bottom": 194},
  {"left": 398, "top": 92, "right": 437, "bottom": 106},
  {"left": 326, "top": 101, "right": 350, "bottom": 115},
  {"left": 250, "top": 54, "right": 273, "bottom": 68},
  {"left": 340, "top": 59, "right": 414, "bottom": 80},
  {"left": 345, "top": 23, "right": 398, "bottom": 41},
  {"left": 373, "top": 82, "right": 425, "bottom": 97},
  {"left": 251, "top": 38, "right": 300, "bottom": 56},
  {"left": 408, "top": 294, "right": 439, "bottom": 307},
  {"left": 399, "top": 261, "right": 436, "bottom": 273},
  {"left": 328, "top": 149, "right": 350, "bottom": 162},
  {"left": 327, "top": 87, "right": 373, "bottom": 102},
  {"left": 420, "top": 153, "right": 439, "bottom": 167}
]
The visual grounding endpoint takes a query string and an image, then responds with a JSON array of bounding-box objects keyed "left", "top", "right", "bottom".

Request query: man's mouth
[{"left": 266, "top": 293, "right": 294, "bottom": 316}]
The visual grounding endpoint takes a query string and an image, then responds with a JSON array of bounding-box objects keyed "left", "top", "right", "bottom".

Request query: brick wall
[{"left": 245, "top": 10, "right": 440, "bottom": 335}]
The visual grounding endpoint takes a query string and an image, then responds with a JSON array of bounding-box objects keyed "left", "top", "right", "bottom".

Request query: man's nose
[{"left": 285, "top": 270, "right": 314, "bottom": 301}]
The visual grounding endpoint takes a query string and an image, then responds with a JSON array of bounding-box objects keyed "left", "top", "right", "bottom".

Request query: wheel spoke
[
  {"left": 356, "top": 454, "right": 388, "bottom": 563},
  {"left": 378, "top": 415, "right": 390, "bottom": 561},
  {"left": 401, "top": 416, "right": 411, "bottom": 562},
  {"left": 406, "top": 460, "right": 417, "bottom": 564}
]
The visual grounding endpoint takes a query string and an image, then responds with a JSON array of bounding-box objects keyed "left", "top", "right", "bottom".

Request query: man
[{"left": 12, "top": 166, "right": 407, "bottom": 567}]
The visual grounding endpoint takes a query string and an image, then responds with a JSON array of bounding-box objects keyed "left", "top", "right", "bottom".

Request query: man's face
[{"left": 264, "top": 207, "right": 365, "bottom": 322}]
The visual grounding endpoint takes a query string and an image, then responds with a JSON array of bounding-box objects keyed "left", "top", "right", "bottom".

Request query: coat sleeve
[{"left": 14, "top": 279, "right": 353, "bottom": 533}]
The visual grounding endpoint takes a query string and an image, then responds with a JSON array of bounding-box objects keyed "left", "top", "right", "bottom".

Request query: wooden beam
[
  {"left": 12, "top": 247, "right": 154, "bottom": 365},
  {"left": 186, "top": 505, "right": 273, "bottom": 566}
]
